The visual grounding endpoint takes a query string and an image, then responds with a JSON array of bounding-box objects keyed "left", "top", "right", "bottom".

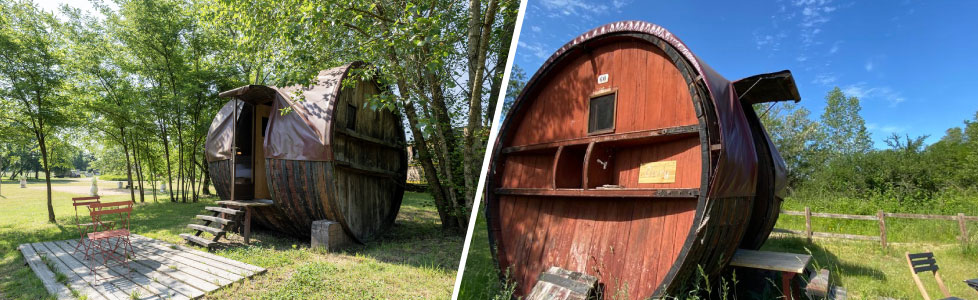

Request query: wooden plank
[
  {"left": 805, "top": 207, "right": 812, "bottom": 243},
  {"left": 884, "top": 213, "right": 957, "bottom": 220},
  {"left": 781, "top": 210, "right": 805, "bottom": 216},
  {"left": 729, "top": 249, "right": 811, "bottom": 274},
  {"left": 187, "top": 224, "right": 225, "bottom": 236},
  {"left": 809, "top": 212, "right": 877, "bottom": 220},
  {"left": 333, "top": 159, "right": 401, "bottom": 178},
  {"left": 131, "top": 235, "right": 265, "bottom": 274},
  {"left": 132, "top": 236, "right": 256, "bottom": 278},
  {"left": 878, "top": 210, "right": 888, "bottom": 250},
  {"left": 502, "top": 125, "right": 700, "bottom": 154},
  {"left": 812, "top": 232, "right": 881, "bottom": 241},
  {"left": 334, "top": 127, "right": 404, "bottom": 149},
  {"left": 30, "top": 241, "right": 128, "bottom": 300},
  {"left": 216, "top": 200, "right": 273, "bottom": 207},
  {"left": 772, "top": 228, "right": 805, "bottom": 235},
  {"left": 126, "top": 241, "right": 244, "bottom": 284},
  {"left": 195, "top": 215, "right": 233, "bottom": 225},
  {"left": 18, "top": 243, "right": 76, "bottom": 300},
  {"left": 180, "top": 234, "right": 215, "bottom": 248},
  {"left": 120, "top": 240, "right": 239, "bottom": 287},
  {"left": 46, "top": 240, "right": 186, "bottom": 300},
  {"left": 959, "top": 213, "right": 969, "bottom": 246},
  {"left": 204, "top": 207, "right": 241, "bottom": 215},
  {"left": 494, "top": 188, "right": 698, "bottom": 198},
  {"left": 68, "top": 239, "right": 221, "bottom": 294},
  {"left": 61, "top": 239, "right": 205, "bottom": 299}
]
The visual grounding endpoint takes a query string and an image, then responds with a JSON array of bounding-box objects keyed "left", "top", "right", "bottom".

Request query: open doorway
[{"left": 232, "top": 102, "right": 272, "bottom": 200}]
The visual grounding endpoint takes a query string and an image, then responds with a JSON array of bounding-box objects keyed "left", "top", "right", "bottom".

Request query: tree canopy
[{"left": 0, "top": 0, "right": 516, "bottom": 230}]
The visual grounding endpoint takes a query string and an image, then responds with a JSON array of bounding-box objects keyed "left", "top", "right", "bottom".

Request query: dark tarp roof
[
  {"left": 205, "top": 62, "right": 361, "bottom": 162},
  {"left": 733, "top": 70, "right": 802, "bottom": 105}
]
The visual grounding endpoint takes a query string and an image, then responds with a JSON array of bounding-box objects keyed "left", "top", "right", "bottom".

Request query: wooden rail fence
[{"left": 774, "top": 208, "right": 978, "bottom": 250}]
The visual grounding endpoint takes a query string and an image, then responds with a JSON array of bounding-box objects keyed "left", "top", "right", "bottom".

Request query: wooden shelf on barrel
[
  {"left": 494, "top": 187, "right": 699, "bottom": 198},
  {"left": 500, "top": 125, "right": 699, "bottom": 155},
  {"left": 498, "top": 125, "right": 702, "bottom": 193}
]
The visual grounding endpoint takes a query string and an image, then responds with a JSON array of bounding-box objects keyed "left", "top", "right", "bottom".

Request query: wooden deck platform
[{"left": 18, "top": 234, "right": 265, "bottom": 300}]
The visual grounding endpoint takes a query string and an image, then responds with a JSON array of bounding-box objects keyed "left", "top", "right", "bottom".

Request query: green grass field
[
  {"left": 457, "top": 199, "right": 978, "bottom": 300},
  {"left": 0, "top": 178, "right": 461, "bottom": 299}
]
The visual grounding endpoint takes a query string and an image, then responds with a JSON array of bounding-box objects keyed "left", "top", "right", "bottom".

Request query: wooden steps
[
  {"left": 178, "top": 233, "right": 216, "bottom": 248},
  {"left": 196, "top": 214, "right": 233, "bottom": 225},
  {"left": 182, "top": 205, "right": 244, "bottom": 250},
  {"left": 188, "top": 224, "right": 225, "bottom": 235},
  {"left": 206, "top": 206, "right": 241, "bottom": 215}
]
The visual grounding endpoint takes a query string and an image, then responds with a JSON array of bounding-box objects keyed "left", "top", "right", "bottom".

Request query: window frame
[
  {"left": 586, "top": 88, "right": 618, "bottom": 135},
  {"left": 346, "top": 103, "right": 358, "bottom": 130}
]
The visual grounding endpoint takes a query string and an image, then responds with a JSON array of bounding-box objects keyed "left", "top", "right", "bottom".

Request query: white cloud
[
  {"left": 842, "top": 83, "right": 906, "bottom": 107},
  {"left": 611, "top": 0, "right": 630, "bottom": 10},
  {"left": 753, "top": 32, "right": 781, "bottom": 51},
  {"left": 796, "top": 55, "right": 809, "bottom": 62},
  {"left": 828, "top": 41, "right": 841, "bottom": 54},
  {"left": 540, "top": 0, "right": 611, "bottom": 18},
  {"left": 864, "top": 61, "right": 874, "bottom": 71},
  {"left": 531, "top": 26, "right": 542, "bottom": 33},
  {"left": 812, "top": 73, "right": 837, "bottom": 85},
  {"left": 866, "top": 123, "right": 905, "bottom": 134},
  {"left": 518, "top": 41, "right": 551, "bottom": 59}
]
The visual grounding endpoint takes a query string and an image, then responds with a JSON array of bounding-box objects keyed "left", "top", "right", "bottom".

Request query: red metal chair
[
  {"left": 71, "top": 196, "right": 110, "bottom": 258},
  {"left": 86, "top": 201, "right": 134, "bottom": 283}
]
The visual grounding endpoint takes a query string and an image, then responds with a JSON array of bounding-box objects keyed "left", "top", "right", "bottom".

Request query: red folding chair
[
  {"left": 86, "top": 201, "right": 134, "bottom": 283},
  {"left": 71, "top": 196, "right": 112, "bottom": 258}
]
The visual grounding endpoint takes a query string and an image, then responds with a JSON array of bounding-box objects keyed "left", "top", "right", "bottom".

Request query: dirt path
[{"left": 24, "top": 179, "right": 160, "bottom": 196}]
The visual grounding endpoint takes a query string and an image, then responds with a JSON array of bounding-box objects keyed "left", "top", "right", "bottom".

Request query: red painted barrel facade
[
  {"left": 485, "top": 21, "right": 798, "bottom": 298},
  {"left": 205, "top": 62, "right": 407, "bottom": 243}
]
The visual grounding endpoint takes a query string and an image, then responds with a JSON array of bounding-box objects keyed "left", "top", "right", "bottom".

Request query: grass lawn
[
  {"left": 457, "top": 200, "right": 978, "bottom": 299},
  {"left": 0, "top": 178, "right": 462, "bottom": 299}
]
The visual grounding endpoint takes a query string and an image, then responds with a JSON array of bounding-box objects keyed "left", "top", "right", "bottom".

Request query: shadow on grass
[
  {"left": 201, "top": 192, "right": 463, "bottom": 273},
  {"left": 762, "top": 235, "right": 887, "bottom": 280}
]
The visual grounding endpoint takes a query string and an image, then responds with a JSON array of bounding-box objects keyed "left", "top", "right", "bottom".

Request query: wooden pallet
[{"left": 19, "top": 235, "right": 265, "bottom": 299}]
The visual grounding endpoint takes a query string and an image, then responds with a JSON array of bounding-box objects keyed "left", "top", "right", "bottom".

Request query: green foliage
[
  {"left": 760, "top": 87, "right": 978, "bottom": 211},
  {"left": 820, "top": 87, "right": 872, "bottom": 156},
  {"left": 756, "top": 102, "right": 824, "bottom": 187}
]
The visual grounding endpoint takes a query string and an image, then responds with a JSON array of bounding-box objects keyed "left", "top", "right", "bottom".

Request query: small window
[
  {"left": 346, "top": 103, "right": 357, "bottom": 130},
  {"left": 588, "top": 92, "right": 616, "bottom": 134}
]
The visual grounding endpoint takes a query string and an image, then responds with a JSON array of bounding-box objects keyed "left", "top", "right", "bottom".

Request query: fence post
[
  {"left": 877, "top": 210, "right": 887, "bottom": 251},
  {"left": 959, "top": 213, "right": 969, "bottom": 246},
  {"left": 805, "top": 206, "right": 812, "bottom": 243}
]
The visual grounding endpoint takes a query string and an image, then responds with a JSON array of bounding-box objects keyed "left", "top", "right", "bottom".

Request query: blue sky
[{"left": 513, "top": 0, "right": 978, "bottom": 148}]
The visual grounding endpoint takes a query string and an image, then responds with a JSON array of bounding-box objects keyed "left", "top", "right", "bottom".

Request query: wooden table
[
  {"left": 216, "top": 199, "right": 272, "bottom": 244},
  {"left": 730, "top": 249, "right": 812, "bottom": 299}
]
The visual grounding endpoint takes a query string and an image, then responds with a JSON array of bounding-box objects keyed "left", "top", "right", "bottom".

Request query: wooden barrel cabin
[
  {"left": 485, "top": 21, "right": 799, "bottom": 298},
  {"left": 204, "top": 62, "right": 407, "bottom": 243}
]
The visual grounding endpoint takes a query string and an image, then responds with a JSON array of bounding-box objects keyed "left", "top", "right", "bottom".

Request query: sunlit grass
[{"left": 0, "top": 178, "right": 461, "bottom": 299}]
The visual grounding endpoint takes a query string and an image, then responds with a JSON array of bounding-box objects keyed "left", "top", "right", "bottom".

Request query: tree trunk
[
  {"left": 403, "top": 102, "right": 459, "bottom": 230},
  {"left": 177, "top": 120, "right": 186, "bottom": 203},
  {"left": 201, "top": 156, "right": 211, "bottom": 195},
  {"left": 34, "top": 126, "right": 55, "bottom": 223},
  {"left": 120, "top": 127, "right": 136, "bottom": 203},
  {"left": 486, "top": 5, "right": 516, "bottom": 126},
  {"left": 133, "top": 134, "right": 145, "bottom": 203},
  {"left": 159, "top": 119, "right": 175, "bottom": 202},
  {"left": 462, "top": 0, "right": 499, "bottom": 213}
]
